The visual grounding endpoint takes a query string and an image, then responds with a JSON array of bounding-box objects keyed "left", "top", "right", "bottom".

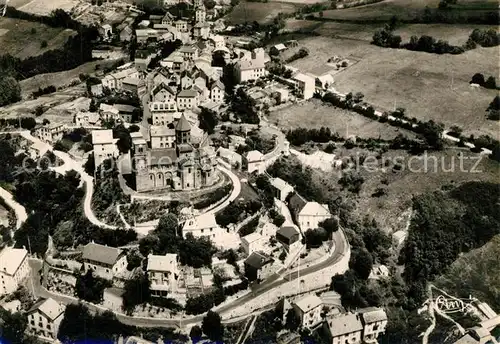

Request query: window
[{"left": 47, "top": 324, "right": 51, "bottom": 330}]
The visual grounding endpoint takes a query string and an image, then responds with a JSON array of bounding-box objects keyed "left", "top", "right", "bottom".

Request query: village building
[
  {"left": 92, "top": 129, "right": 119, "bottom": 168},
  {"left": 102, "top": 68, "right": 139, "bottom": 90},
  {"left": 289, "top": 194, "right": 331, "bottom": 230},
  {"left": 114, "top": 104, "right": 138, "bottom": 123},
  {"left": 100, "top": 103, "right": 120, "bottom": 122},
  {"left": 177, "top": 89, "right": 200, "bottom": 110},
  {"left": 162, "top": 12, "right": 175, "bottom": 25},
  {"left": 150, "top": 125, "right": 176, "bottom": 149},
  {"left": 195, "top": 5, "right": 206, "bottom": 23},
  {"left": 0, "top": 247, "right": 30, "bottom": 296},
  {"left": 240, "top": 232, "right": 264, "bottom": 256},
  {"left": 234, "top": 48, "right": 267, "bottom": 83},
  {"left": 181, "top": 213, "right": 224, "bottom": 241},
  {"left": 174, "top": 20, "right": 189, "bottom": 33},
  {"left": 99, "top": 24, "right": 113, "bottom": 41},
  {"left": 359, "top": 307, "right": 389, "bottom": 342},
  {"left": 217, "top": 147, "right": 242, "bottom": 167},
  {"left": 244, "top": 251, "right": 276, "bottom": 282},
  {"left": 293, "top": 294, "right": 323, "bottom": 328},
  {"left": 90, "top": 83, "right": 104, "bottom": 97},
  {"left": 270, "top": 43, "right": 287, "bottom": 56},
  {"left": 324, "top": 313, "right": 364, "bottom": 344},
  {"left": 26, "top": 298, "right": 65, "bottom": 341},
  {"left": 147, "top": 254, "right": 179, "bottom": 296},
  {"left": 179, "top": 45, "right": 199, "bottom": 61},
  {"left": 270, "top": 177, "right": 294, "bottom": 201},
  {"left": 82, "top": 242, "right": 127, "bottom": 280},
  {"left": 120, "top": 25, "right": 133, "bottom": 42},
  {"left": 34, "top": 123, "right": 65, "bottom": 143},
  {"left": 246, "top": 150, "right": 265, "bottom": 175},
  {"left": 136, "top": 28, "right": 159, "bottom": 44},
  {"left": 131, "top": 114, "right": 218, "bottom": 192},
  {"left": 75, "top": 112, "right": 100, "bottom": 127},
  {"left": 292, "top": 72, "right": 316, "bottom": 100},
  {"left": 276, "top": 225, "right": 301, "bottom": 251},
  {"left": 210, "top": 80, "right": 225, "bottom": 103},
  {"left": 122, "top": 77, "right": 143, "bottom": 94},
  {"left": 193, "top": 22, "right": 211, "bottom": 39},
  {"left": 103, "top": 287, "right": 125, "bottom": 311}
]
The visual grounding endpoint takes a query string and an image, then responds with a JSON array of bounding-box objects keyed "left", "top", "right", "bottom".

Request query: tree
[
  {"left": 40, "top": 40, "right": 48, "bottom": 48},
  {"left": 351, "top": 248, "right": 373, "bottom": 280},
  {"left": 202, "top": 310, "right": 224, "bottom": 341},
  {"left": 285, "top": 308, "right": 300, "bottom": 331},
  {"left": 190, "top": 325, "right": 203, "bottom": 343},
  {"left": 471, "top": 73, "right": 485, "bottom": 85},
  {"left": 198, "top": 108, "right": 219, "bottom": 134},
  {"left": 204, "top": 0, "right": 216, "bottom": 9},
  {"left": 484, "top": 76, "right": 498, "bottom": 89},
  {"left": 126, "top": 249, "right": 142, "bottom": 271},
  {"left": 122, "top": 272, "right": 151, "bottom": 312},
  {"left": 75, "top": 270, "right": 111, "bottom": 303},
  {"left": 319, "top": 217, "right": 339, "bottom": 236},
  {"left": 0, "top": 309, "right": 29, "bottom": 344},
  {"left": 273, "top": 214, "right": 285, "bottom": 227},
  {"left": 113, "top": 124, "right": 132, "bottom": 154},
  {"left": 0, "top": 77, "right": 22, "bottom": 106}
]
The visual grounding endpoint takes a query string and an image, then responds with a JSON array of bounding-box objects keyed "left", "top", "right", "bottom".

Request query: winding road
[{"left": 28, "top": 227, "right": 349, "bottom": 329}]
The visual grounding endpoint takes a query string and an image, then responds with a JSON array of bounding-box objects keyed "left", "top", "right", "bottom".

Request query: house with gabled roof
[
  {"left": 27, "top": 298, "right": 65, "bottom": 340},
  {"left": 0, "top": 247, "right": 30, "bottom": 296},
  {"left": 147, "top": 254, "right": 179, "bottom": 296},
  {"left": 244, "top": 251, "right": 277, "bottom": 282},
  {"left": 247, "top": 150, "right": 265, "bottom": 175},
  {"left": 177, "top": 88, "right": 199, "bottom": 110},
  {"left": 298, "top": 202, "right": 331, "bottom": 230},
  {"left": 293, "top": 294, "right": 323, "bottom": 328},
  {"left": 210, "top": 80, "right": 225, "bottom": 103},
  {"left": 270, "top": 177, "right": 294, "bottom": 201},
  {"left": 82, "top": 242, "right": 127, "bottom": 280},
  {"left": 276, "top": 225, "right": 301, "bottom": 250}
]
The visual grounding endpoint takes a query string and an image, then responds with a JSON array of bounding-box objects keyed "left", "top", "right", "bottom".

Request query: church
[{"left": 131, "top": 113, "right": 218, "bottom": 192}]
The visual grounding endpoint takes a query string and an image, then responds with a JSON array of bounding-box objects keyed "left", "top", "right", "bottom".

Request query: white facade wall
[
  {"left": 298, "top": 214, "right": 331, "bottom": 231},
  {"left": 94, "top": 143, "right": 118, "bottom": 168},
  {"left": 83, "top": 255, "right": 127, "bottom": 280},
  {"left": 151, "top": 135, "right": 176, "bottom": 149},
  {"left": 0, "top": 256, "right": 30, "bottom": 296},
  {"left": 27, "top": 311, "right": 63, "bottom": 340}
]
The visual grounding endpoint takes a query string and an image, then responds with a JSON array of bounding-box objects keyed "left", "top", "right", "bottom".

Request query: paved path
[
  {"left": 323, "top": 89, "right": 493, "bottom": 155},
  {"left": 18, "top": 131, "right": 117, "bottom": 230},
  {"left": 28, "top": 227, "right": 349, "bottom": 328},
  {"left": 0, "top": 186, "right": 28, "bottom": 242}
]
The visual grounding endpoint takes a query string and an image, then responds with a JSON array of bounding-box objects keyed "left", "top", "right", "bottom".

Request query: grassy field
[
  {"left": 271, "top": 30, "right": 500, "bottom": 138},
  {"left": 225, "top": 1, "right": 298, "bottom": 24},
  {"left": 268, "top": 99, "right": 416, "bottom": 139},
  {"left": 0, "top": 17, "right": 75, "bottom": 59},
  {"left": 306, "top": 147, "right": 500, "bottom": 232},
  {"left": 435, "top": 234, "right": 500, "bottom": 310},
  {"left": 12, "top": 0, "right": 79, "bottom": 15},
  {"left": 318, "top": 0, "right": 498, "bottom": 21}
]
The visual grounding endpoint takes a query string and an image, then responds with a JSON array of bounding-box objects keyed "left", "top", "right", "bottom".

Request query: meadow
[{"left": 0, "top": 17, "right": 75, "bottom": 59}]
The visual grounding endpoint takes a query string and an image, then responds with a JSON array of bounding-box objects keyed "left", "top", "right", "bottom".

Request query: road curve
[
  {"left": 0, "top": 186, "right": 28, "bottom": 241},
  {"left": 19, "top": 131, "right": 117, "bottom": 230},
  {"left": 204, "top": 160, "right": 242, "bottom": 216}
]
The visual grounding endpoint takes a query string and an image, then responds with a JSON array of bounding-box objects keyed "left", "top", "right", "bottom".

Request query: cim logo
[{"left": 435, "top": 295, "right": 472, "bottom": 314}]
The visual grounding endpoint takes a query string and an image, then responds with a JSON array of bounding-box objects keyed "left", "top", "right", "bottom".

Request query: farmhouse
[
  {"left": 75, "top": 112, "right": 100, "bottom": 127},
  {"left": 297, "top": 202, "right": 331, "bottom": 231},
  {"left": 217, "top": 147, "right": 242, "bottom": 167},
  {"left": 182, "top": 213, "right": 224, "bottom": 241}
]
